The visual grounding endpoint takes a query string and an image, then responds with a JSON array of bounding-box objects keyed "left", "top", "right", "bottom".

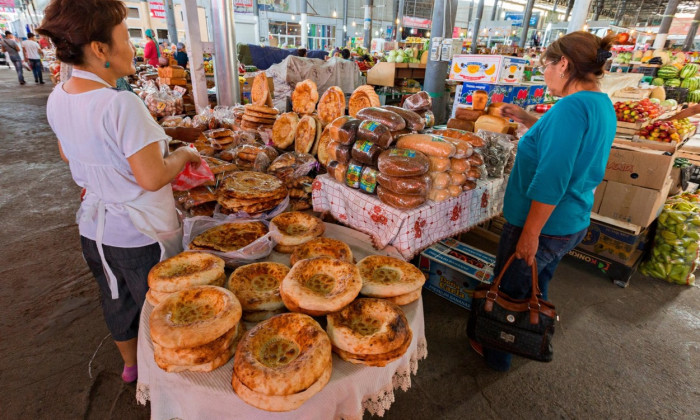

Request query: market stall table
[
  {"left": 312, "top": 175, "right": 507, "bottom": 260},
  {"left": 136, "top": 223, "right": 427, "bottom": 420}
]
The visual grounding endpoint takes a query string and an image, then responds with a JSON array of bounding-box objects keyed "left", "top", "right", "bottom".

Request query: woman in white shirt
[{"left": 38, "top": 0, "right": 200, "bottom": 383}]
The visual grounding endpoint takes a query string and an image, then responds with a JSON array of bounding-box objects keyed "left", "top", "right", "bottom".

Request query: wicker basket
[{"left": 664, "top": 87, "right": 689, "bottom": 103}]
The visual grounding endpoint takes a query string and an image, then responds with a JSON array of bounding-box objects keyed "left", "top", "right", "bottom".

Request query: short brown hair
[
  {"left": 542, "top": 31, "right": 616, "bottom": 91},
  {"left": 37, "top": 0, "right": 126, "bottom": 65}
]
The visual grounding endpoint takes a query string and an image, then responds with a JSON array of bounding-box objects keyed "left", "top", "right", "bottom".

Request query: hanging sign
[
  {"left": 504, "top": 12, "right": 539, "bottom": 27},
  {"left": 453, "top": 27, "right": 461, "bottom": 38},
  {"left": 0, "top": 0, "right": 15, "bottom": 8},
  {"left": 234, "top": 0, "right": 253, "bottom": 7},
  {"left": 148, "top": 1, "right": 166, "bottom": 19},
  {"left": 403, "top": 16, "right": 431, "bottom": 29}
]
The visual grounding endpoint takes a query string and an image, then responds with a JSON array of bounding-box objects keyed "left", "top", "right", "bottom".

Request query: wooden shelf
[{"left": 367, "top": 62, "right": 426, "bottom": 87}]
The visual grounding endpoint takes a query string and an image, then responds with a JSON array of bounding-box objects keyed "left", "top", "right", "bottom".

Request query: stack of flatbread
[
  {"left": 203, "top": 128, "right": 236, "bottom": 149},
  {"left": 348, "top": 85, "right": 381, "bottom": 117},
  {"left": 146, "top": 252, "right": 226, "bottom": 306},
  {"left": 232, "top": 313, "right": 332, "bottom": 412},
  {"left": 326, "top": 298, "right": 412, "bottom": 367},
  {"left": 150, "top": 285, "right": 244, "bottom": 373},
  {"left": 242, "top": 104, "right": 279, "bottom": 130},
  {"left": 216, "top": 171, "right": 288, "bottom": 215},
  {"left": 269, "top": 211, "right": 325, "bottom": 253},
  {"left": 356, "top": 255, "right": 426, "bottom": 305},
  {"left": 228, "top": 262, "right": 290, "bottom": 322},
  {"left": 189, "top": 221, "right": 269, "bottom": 252}
]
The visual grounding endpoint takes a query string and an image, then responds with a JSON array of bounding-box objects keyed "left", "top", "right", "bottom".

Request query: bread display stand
[
  {"left": 312, "top": 174, "right": 507, "bottom": 260},
  {"left": 136, "top": 223, "right": 427, "bottom": 420}
]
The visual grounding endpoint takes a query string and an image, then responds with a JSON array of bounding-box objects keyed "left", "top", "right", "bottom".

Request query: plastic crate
[
  {"left": 664, "top": 87, "right": 689, "bottom": 103},
  {"left": 632, "top": 65, "right": 658, "bottom": 77}
]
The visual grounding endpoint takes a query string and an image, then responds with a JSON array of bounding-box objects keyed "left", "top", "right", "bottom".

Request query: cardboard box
[
  {"left": 597, "top": 177, "right": 672, "bottom": 227},
  {"left": 576, "top": 218, "right": 652, "bottom": 264},
  {"left": 526, "top": 84, "right": 547, "bottom": 105},
  {"left": 604, "top": 146, "right": 675, "bottom": 190},
  {"left": 457, "top": 82, "right": 513, "bottom": 107},
  {"left": 239, "top": 75, "right": 274, "bottom": 104},
  {"left": 593, "top": 181, "right": 607, "bottom": 213},
  {"left": 418, "top": 238, "right": 495, "bottom": 310},
  {"left": 449, "top": 54, "right": 528, "bottom": 84}
]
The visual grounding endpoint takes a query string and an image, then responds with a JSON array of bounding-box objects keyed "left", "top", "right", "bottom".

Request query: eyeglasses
[{"left": 535, "top": 60, "right": 559, "bottom": 73}]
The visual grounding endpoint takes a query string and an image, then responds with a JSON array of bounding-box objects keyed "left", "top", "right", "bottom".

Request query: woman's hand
[
  {"left": 177, "top": 145, "right": 202, "bottom": 168},
  {"left": 499, "top": 103, "right": 538, "bottom": 128},
  {"left": 515, "top": 230, "right": 539, "bottom": 267}
]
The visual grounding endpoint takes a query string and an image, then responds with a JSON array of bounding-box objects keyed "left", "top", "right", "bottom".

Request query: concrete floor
[{"left": 0, "top": 67, "right": 698, "bottom": 420}]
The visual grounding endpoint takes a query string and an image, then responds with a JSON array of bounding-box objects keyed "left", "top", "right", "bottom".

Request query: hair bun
[{"left": 596, "top": 49, "right": 612, "bottom": 65}]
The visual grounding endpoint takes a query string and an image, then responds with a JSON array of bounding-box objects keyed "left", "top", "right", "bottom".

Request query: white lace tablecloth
[
  {"left": 136, "top": 223, "right": 427, "bottom": 420},
  {"left": 312, "top": 175, "right": 507, "bottom": 260}
]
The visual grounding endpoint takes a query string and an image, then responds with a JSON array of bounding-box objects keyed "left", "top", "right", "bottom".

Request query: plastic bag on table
[
  {"left": 182, "top": 217, "right": 274, "bottom": 266},
  {"left": 475, "top": 129, "right": 515, "bottom": 179},
  {"left": 213, "top": 194, "right": 290, "bottom": 221},
  {"left": 267, "top": 152, "right": 318, "bottom": 183},
  {"left": 231, "top": 144, "right": 278, "bottom": 172},
  {"left": 639, "top": 196, "right": 700, "bottom": 285},
  {"left": 161, "top": 115, "right": 185, "bottom": 128},
  {"left": 171, "top": 155, "right": 215, "bottom": 191}
]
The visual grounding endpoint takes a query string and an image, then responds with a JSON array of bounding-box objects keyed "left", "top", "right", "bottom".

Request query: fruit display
[
  {"left": 679, "top": 63, "right": 699, "bottom": 79},
  {"left": 689, "top": 89, "right": 700, "bottom": 103},
  {"left": 637, "top": 120, "right": 680, "bottom": 142},
  {"left": 614, "top": 52, "right": 633, "bottom": 64},
  {"left": 384, "top": 47, "right": 423, "bottom": 64},
  {"left": 657, "top": 65, "right": 680, "bottom": 80},
  {"left": 639, "top": 194, "right": 700, "bottom": 286},
  {"left": 651, "top": 78, "right": 665, "bottom": 86},
  {"left": 613, "top": 98, "right": 661, "bottom": 123},
  {"left": 674, "top": 118, "right": 695, "bottom": 138},
  {"left": 665, "top": 78, "right": 681, "bottom": 87},
  {"left": 680, "top": 77, "right": 700, "bottom": 91}
]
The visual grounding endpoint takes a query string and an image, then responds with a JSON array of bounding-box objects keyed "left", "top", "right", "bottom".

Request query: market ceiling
[{"left": 527, "top": 0, "right": 698, "bottom": 25}]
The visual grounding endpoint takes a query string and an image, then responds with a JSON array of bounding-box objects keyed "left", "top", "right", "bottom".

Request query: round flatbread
[
  {"left": 189, "top": 221, "right": 268, "bottom": 253},
  {"left": 232, "top": 358, "right": 332, "bottom": 412},
  {"left": 146, "top": 289, "right": 161, "bottom": 306},
  {"left": 356, "top": 255, "right": 426, "bottom": 298},
  {"left": 150, "top": 285, "right": 242, "bottom": 349},
  {"left": 233, "top": 313, "right": 331, "bottom": 396},
  {"left": 348, "top": 85, "right": 381, "bottom": 117},
  {"left": 317, "top": 86, "right": 345, "bottom": 126},
  {"left": 383, "top": 287, "right": 422, "bottom": 305},
  {"left": 251, "top": 72, "right": 270, "bottom": 106},
  {"left": 279, "top": 257, "right": 362, "bottom": 316},
  {"left": 274, "top": 243, "right": 299, "bottom": 254},
  {"left": 153, "top": 323, "right": 240, "bottom": 367},
  {"left": 272, "top": 113, "right": 299, "bottom": 149},
  {"left": 316, "top": 127, "right": 332, "bottom": 167},
  {"left": 245, "top": 109, "right": 280, "bottom": 119},
  {"left": 292, "top": 80, "right": 319, "bottom": 115},
  {"left": 269, "top": 212, "right": 325, "bottom": 247},
  {"left": 294, "top": 115, "right": 317, "bottom": 154},
  {"left": 242, "top": 114, "right": 277, "bottom": 124},
  {"left": 331, "top": 328, "right": 412, "bottom": 367},
  {"left": 289, "top": 237, "right": 353, "bottom": 266},
  {"left": 228, "top": 262, "right": 289, "bottom": 311},
  {"left": 242, "top": 307, "right": 287, "bottom": 323},
  {"left": 245, "top": 104, "right": 279, "bottom": 115},
  {"left": 148, "top": 252, "right": 225, "bottom": 293},
  {"left": 310, "top": 116, "right": 323, "bottom": 156},
  {"left": 156, "top": 333, "right": 242, "bottom": 373},
  {"left": 219, "top": 172, "right": 285, "bottom": 200},
  {"left": 326, "top": 298, "right": 411, "bottom": 356}
]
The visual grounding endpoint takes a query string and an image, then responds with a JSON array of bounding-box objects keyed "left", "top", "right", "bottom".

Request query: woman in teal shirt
[{"left": 470, "top": 31, "right": 617, "bottom": 371}]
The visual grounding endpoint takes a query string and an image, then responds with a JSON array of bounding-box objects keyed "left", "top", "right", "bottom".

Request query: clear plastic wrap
[
  {"left": 351, "top": 140, "right": 382, "bottom": 166},
  {"left": 327, "top": 141, "right": 352, "bottom": 164},
  {"left": 359, "top": 166, "right": 380, "bottom": 194},
  {"left": 428, "top": 156, "right": 451, "bottom": 172},
  {"left": 267, "top": 152, "right": 317, "bottom": 183},
  {"left": 345, "top": 160, "right": 364, "bottom": 189},
  {"left": 429, "top": 171, "right": 450, "bottom": 190},
  {"left": 376, "top": 173, "right": 431, "bottom": 196},
  {"left": 451, "top": 158, "right": 470, "bottom": 173},
  {"left": 182, "top": 217, "right": 274, "bottom": 266},
  {"left": 448, "top": 185, "right": 462, "bottom": 197},
  {"left": 639, "top": 194, "right": 700, "bottom": 285},
  {"left": 463, "top": 180, "right": 477, "bottom": 191},
  {"left": 377, "top": 185, "right": 426, "bottom": 209},
  {"left": 427, "top": 188, "right": 450, "bottom": 202},
  {"left": 448, "top": 171, "right": 467, "bottom": 186},
  {"left": 327, "top": 161, "right": 348, "bottom": 184},
  {"left": 476, "top": 129, "right": 516, "bottom": 179},
  {"left": 357, "top": 120, "right": 393, "bottom": 148},
  {"left": 328, "top": 116, "right": 360, "bottom": 145},
  {"left": 377, "top": 148, "right": 430, "bottom": 177},
  {"left": 402, "top": 91, "right": 432, "bottom": 112}
]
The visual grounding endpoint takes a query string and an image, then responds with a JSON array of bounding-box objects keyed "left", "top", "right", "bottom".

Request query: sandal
[{"left": 122, "top": 364, "right": 138, "bottom": 383}]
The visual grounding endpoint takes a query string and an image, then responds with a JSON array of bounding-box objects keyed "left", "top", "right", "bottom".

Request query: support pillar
[
  {"left": 301, "top": 0, "right": 309, "bottom": 48},
  {"left": 567, "top": 0, "right": 594, "bottom": 33},
  {"left": 425, "top": 0, "right": 459, "bottom": 124},
  {"left": 397, "top": 0, "right": 405, "bottom": 41},
  {"left": 490, "top": 0, "right": 499, "bottom": 21},
  {"left": 471, "top": 0, "right": 485, "bottom": 52},
  {"left": 253, "top": 0, "right": 260, "bottom": 44},
  {"left": 467, "top": 0, "right": 474, "bottom": 32},
  {"left": 565, "top": 0, "right": 574, "bottom": 21},
  {"left": 653, "top": 0, "right": 680, "bottom": 49},
  {"left": 211, "top": 0, "right": 240, "bottom": 106},
  {"left": 521, "top": 0, "right": 535, "bottom": 48},
  {"left": 593, "top": 0, "right": 603, "bottom": 21},
  {"left": 613, "top": 0, "right": 628, "bottom": 26},
  {"left": 343, "top": 0, "right": 349, "bottom": 45},
  {"left": 181, "top": 0, "right": 208, "bottom": 112},
  {"left": 683, "top": 5, "right": 700, "bottom": 51},
  {"left": 552, "top": 0, "right": 560, "bottom": 23},
  {"left": 633, "top": 0, "right": 645, "bottom": 27},
  {"left": 363, "top": 0, "right": 372, "bottom": 49},
  {"left": 164, "top": 0, "right": 179, "bottom": 44}
]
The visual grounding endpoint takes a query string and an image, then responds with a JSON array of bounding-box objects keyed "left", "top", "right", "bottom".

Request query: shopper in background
[
  {"left": 143, "top": 28, "right": 160, "bottom": 67},
  {"left": 38, "top": 0, "right": 200, "bottom": 384},
  {"left": 469, "top": 31, "right": 617, "bottom": 372},
  {"left": 341, "top": 48, "right": 351, "bottom": 60},
  {"left": 1, "top": 31, "right": 25, "bottom": 84},
  {"left": 297, "top": 48, "right": 307, "bottom": 58},
  {"left": 38, "top": 34, "right": 51, "bottom": 49},
  {"left": 174, "top": 42, "right": 188, "bottom": 68},
  {"left": 22, "top": 32, "right": 44, "bottom": 84}
]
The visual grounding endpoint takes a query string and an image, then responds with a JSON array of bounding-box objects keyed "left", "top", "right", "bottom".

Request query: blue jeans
[
  {"left": 10, "top": 56, "right": 24, "bottom": 83},
  {"left": 482, "top": 222, "right": 587, "bottom": 371},
  {"left": 29, "top": 58, "right": 43, "bottom": 83}
]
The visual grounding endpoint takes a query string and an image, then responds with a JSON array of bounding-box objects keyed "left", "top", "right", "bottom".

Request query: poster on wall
[
  {"left": 403, "top": 16, "right": 431, "bottom": 29},
  {"left": 0, "top": 0, "right": 15, "bottom": 8},
  {"left": 258, "top": 0, "right": 290, "bottom": 13},
  {"left": 504, "top": 12, "right": 540, "bottom": 27},
  {"left": 148, "top": 1, "right": 165, "bottom": 19}
]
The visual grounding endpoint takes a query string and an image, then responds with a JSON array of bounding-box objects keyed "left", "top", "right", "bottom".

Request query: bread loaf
[
  {"left": 351, "top": 140, "right": 382, "bottom": 166},
  {"left": 448, "top": 171, "right": 467, "bottom": 186},
  {"left": 327, "top": 141, "right": 352, "bottom": 164},
  {"left": 472, "top": 90, "right": 488, "bottom": 111},
  {"left": 359, "top": 167, "right": 380, "bottom": 194},
  {"left": 463, "top": 180, "right": 477, "bottom": 191},
  {"left": 467, "top": 153, "right": 484, "bottom": 167},
  {"left": 429, "top": 171, "right": 450, "bottom": 190},
  {"left": 455, "top": 107, "right": 486, "bottom": 122},
  {"left": 428, "top": 156, "right": 451, "bottom": 172},
  {"left": 327, "top": 161, "right": 347, "bottom": 184},
  {"left": 446, "top": 118, "right": 475, "bottom": 132},
  {"left": 403, "top": 91, "right": 432, "bottom": 112},
  {"left": 377, "top": 185, "right": 426, "bottom": 209},
  {"left": 451, "top": 158, "right": 470, "bottom": 173},
  {"left": 357, "top": 120, "right": 393, "bottom": 148},
  {"left": 328, "top": 116, "right": 361, "bottom": 145},
  {"left": 356, "top": 107, "right": 406, "bottom": 131},
  {"left": 427, "top": 188, "right": 450, "bottom": 202},
  {"left": 448, "top": 185, "right": 462, "bottom": 197},
  {"left": 345, "top": 161, "right": 364, "bottom": 189},
  {"left": 395, "top": 134, "right": 456, "bottom": 158},
  {"left": 382, "top": 106, "right": 425, "bottom": 131},
  {"left": 487, "top": 102, "right": 506, "bottom": 117},
  {"left": 475, "top": 115, "right": 508, "bottom": 134},
  {"left": 377, "top": 148, "right": 430, "bottom": 177},
  {"left": 376, "top": 173, "right": 431, "bottom": 196}
]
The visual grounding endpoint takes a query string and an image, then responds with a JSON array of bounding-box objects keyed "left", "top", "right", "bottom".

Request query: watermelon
[
  {"left": 689, "top": 89, "right": 700, "bottom": 103},
  {"left": 658, "top": 65, "right": 680, "bottom": 79},
  {"left": 651, "top": 78, "right": 665, "bottom": 86},
  {"left": 679, "top": 63, "right": 699, "bottom": 79},
  {"left": 665, "top": 78, "right": 681, "bottom": 87},
  {"left": 681, "top": 77, "right": 698, "bottom": 90}
]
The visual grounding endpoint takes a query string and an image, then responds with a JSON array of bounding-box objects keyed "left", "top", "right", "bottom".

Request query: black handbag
[{"left": 467, "top": 254, "right": 556, "bottom": 362}]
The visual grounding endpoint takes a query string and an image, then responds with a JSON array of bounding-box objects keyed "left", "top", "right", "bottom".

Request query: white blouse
[{"left": 47, "top": 83, "right": 170, "bottom": 248}]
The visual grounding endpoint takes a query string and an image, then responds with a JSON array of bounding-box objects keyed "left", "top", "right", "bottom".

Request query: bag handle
[{"left": 484, "top": 254, "right": 543, "bottom": 324}]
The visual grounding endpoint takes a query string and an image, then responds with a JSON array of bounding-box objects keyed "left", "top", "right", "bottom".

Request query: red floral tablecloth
[{"left": 312, "top": 175, "right": 506, "bottom": 260}]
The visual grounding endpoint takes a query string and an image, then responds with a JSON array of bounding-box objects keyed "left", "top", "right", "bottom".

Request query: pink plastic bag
[{"left": 171, "top": 158, "right": 215, "bottom": 191}]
